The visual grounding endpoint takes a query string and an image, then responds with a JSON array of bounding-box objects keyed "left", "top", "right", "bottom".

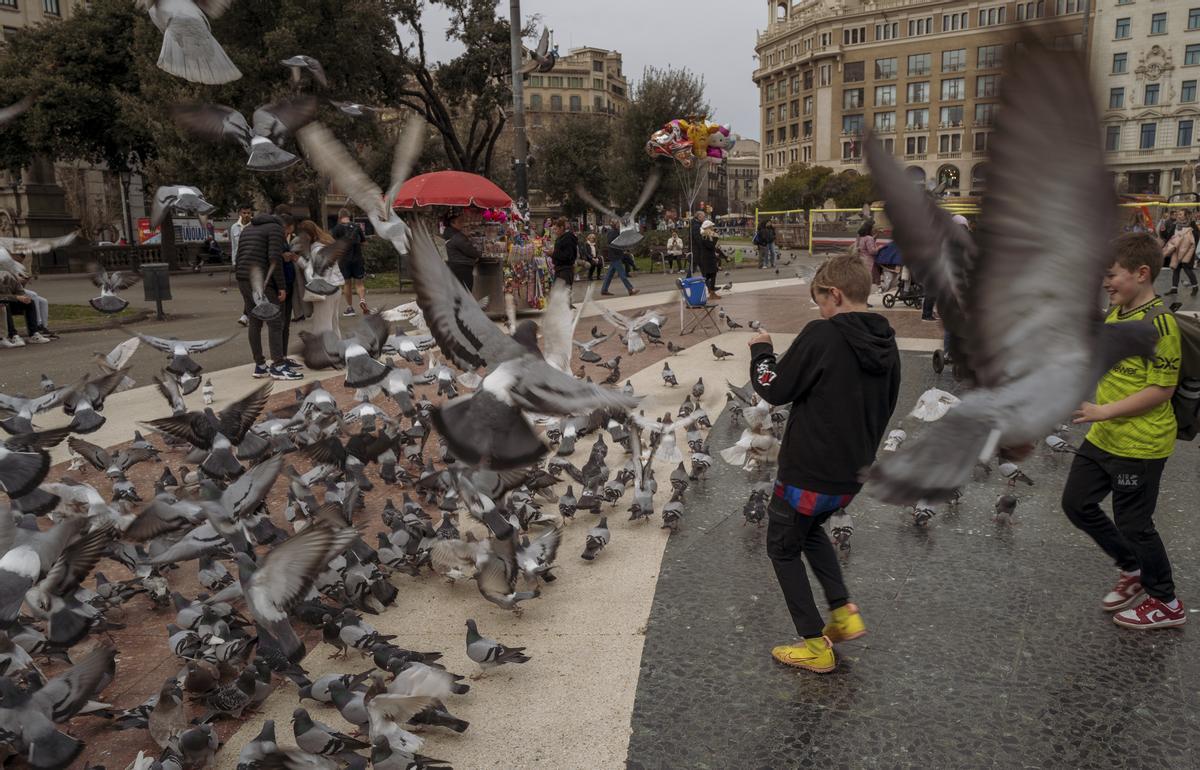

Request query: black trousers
[
  {"left": 704, "top": 271, "right": 717, "bottom": 292},
  {"left": 449, "top": 263, "right": 474, "bottom": 292},
  {"left": 237, "top": 280, "right": 283, "bottom": 366},
  {"left": 3, "top": 300, "right": 36, "bottom": 337},
  {"left": 587, "top": 260, "right": 604, "bottom": 280},
  {"left": 1062, "top": 439, "right": 1174, "bottom": 600},
  {"left": 554, "top": 266, "right": 574, "bottom": 286},
  {"left": 921, "top": 294, "right": 936, "bottom": 319},
  {"left": 766, "top": 496, "right": 850, "bottom": 638},
  {"left": 1172, "top": 263, "right": 1197, "bottom": 288}
]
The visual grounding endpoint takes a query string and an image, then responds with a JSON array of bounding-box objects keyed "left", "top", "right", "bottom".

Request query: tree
[
  {"left": 758, "top": 164, "right": 875, "bottom": 212},
  {"left": 607, "top": 66, "right": 708, "bottom": 215},
  {"left": 534, "top": 119, "right": 611, "bottom": 217}
]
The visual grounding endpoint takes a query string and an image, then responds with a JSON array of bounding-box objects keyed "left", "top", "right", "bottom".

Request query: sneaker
[
  {"left": 238, "top": 315, "right": 249, "bottom": 327},
  {"left": 359, "top": 300, "right": 370, "bottom": 314},
  {"left": 709, "top": 292, "right": 722, "bottom": 300},
  {"left": 282, "top": 358, "right": 303, "bottom": 369},
  {"left": 270, "top": 365, "right": 302, "bottom": 381},
  {"left": 1166, "top": 286, "right": 1179, "bottom": 295},
  {"left": 343, "top": 307, "right": 356, "bottom": 317},
  {"left": 0, "top": 337, "right": 18, "bottom": 349},
  {"left": 1113, "top": 596, "right": 1187, "bottom": 629},
  {"left": 27, "top": 333, "right": 50, "bottom": 344},
  {"left": 1192, "top": 284, "right": 1199, "bottom": 296},
  {"left": 37, "top": 327, "right": 58, "bottom": 339},
  {"left": 822, "top": 603, "right": 867, "bottom": 642},
  {"left": 1101, "top": 572, "right": 1144, "bottom": 611},
  {"left": 252, "top": 364, "right": 270, "bottom": 379},
  {"left": 771, "top": 636, "right": 836, "bottom": 673},
  {"left": 628, "top": 288, "right": 640, "bottom": 296},
  {"left": 7, "top": 335, "right": 24, "bottom": 347},
  {"left": 600, "top": 291, "right": 615, "bottom": 296},
  {"left": 921, "top": 316, "right": 936, "bottom": 322}
]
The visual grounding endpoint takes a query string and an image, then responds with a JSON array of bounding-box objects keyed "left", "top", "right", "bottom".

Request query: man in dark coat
[
  {"left": 691, "top": 207, "right": 720, "bottom": 299},
  {"left": 235, "top": 205, "right": 300, "bottom": 380},
  {"left": 443, "top": 209, "right": 482, "bottom": 292}
]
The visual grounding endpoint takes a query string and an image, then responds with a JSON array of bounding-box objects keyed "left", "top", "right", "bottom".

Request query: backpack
[
  {"left": 1144, "top": 305, "right": 1200, "bottom": 440},
  {"left": 752, "top": 231, "right": 762, "bottom": 246}
]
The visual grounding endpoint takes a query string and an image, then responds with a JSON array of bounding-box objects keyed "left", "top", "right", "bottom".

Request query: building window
[
  {"left": 803, "top": 96, "right": 813, "bottom": 114},
  {"left": 593, "top": 60, "right": 604, "bottom": 73},
  {"left": 974, "top": 132, "right": 991, "bottom": 152},
  {"left": 941, "top": 78, "right": 965, "bottom": 101},
  {"left": 875, "top": 85, "right": 896, "bottom": 106},
  {"left": 766, "top": 107, "right": 775, "bottom": 125},
  {"left": 569, "top": 95, "right": 581, "bottom": 112},
  {"left": 940, "top": 105, "right": 964, "bottom": 126},
  {"left": 593, "top": 78, "right": 604, "bottom": 90},
  {"left": 939, "top": 134, "right": 963, "bottom": 153},
  {"left": 908, "top": 16, "right": 934, "bottom": 36},
  {"left": 842, "top": 140, "right": 863, "bottom": 160},
  {"left": 568, "top": 77, "right": 584, "bottom": 88},
  {"left": 907, "top": 82, "right": 930, "bottom": 103},
  {"left": 908, "top": 53, "right": 931, "bottom": 76},
  {"left": 843, "top": 89, "right": 864, "bottom": 109},
  {"left": 550, "top": 95, "right": 562, "bottom": 111},
  {"left": 844, "top": 61, "right": 865, "bottom": 83},
  {"left": 941, "top": 12, "right": 967, "bottom": 31},
  {"left": 765, "top": 129, "right": 774, "bottom": 146},
  {"left": 594, "top": 95, "right": 604, "bottom": 110},
  {"left": 1055, "top": 0, "right": 1080, "bottom": 13},
  {"left": 790, "top": 123, "right": 799, "bottom": 140},
  {"left": 875, "top": 58, "right": 897, "bottom": 79},
  {"left": 803, "top": 120, "right": 813, "bottom": 137},
  {"left": 874, "top": 111, "right": 896, "bottom": 132},
  {"left": 975, "top": 103, "right": 997, "bottom": 126},
  {"left": 843, "top": 115, "right": 865, "bottom": 136},
  {"left": 906, "top": 108, "right": 930, "bottom": 129},
  {"left": 1150, "top": 12, "right": 1167, "bottom": 35},
  {"left": 875, "top": 21, "right": 899, "bottom": 40},
  {"left": 803, "top": 70, "right": 814, "bottom": 89},
  {"left": 1113, "top": 53, "right": 1127, "bottom": 74},
  {"left": 1188, "top": 44, "right": 1200, "bottom": 66},
  {"left": 1115, "top": 18, "right": 1131, "bottom": 39},
  {"left": 529, "top": 94, "right": 542, "bottom": 110},
  {"left": 1105, "top": 126, "right": 1121, "bottom": 151},
  {"left": 1017, "top": 3, "right": 1024, "bottom": 20},
  {"left": 790, "top": 100, "right": 800, "bottom": 119},
  {"left": 1180, "top": 120, "right": 1194, "bottom": 147},
  {"left": 548, "top": 76, "right": 563, "bottom": 87},
  {"left": 818, "top": 64, "right": 833, "bottom": 86},
  {"left": 1145, "top": 84, "right": 1160, "bottom": 106},
  {"left": 976, "top": 75, "right": 1000, "bottom": 98},
  {"left": 43, "top": 0, "right": 59, "bottom": 14},
  {"left": 906, "top": 135, "right": 928, "bottom": 155},
  {"left": 1184, "top": 80, "right": 1197, "bottom": 103},
  {"left": 842, "top": 27, "right": 866, "bottom": 45},
  {"left": 791, "top": 76, "right": 800, "bottom": 94},
  {"left": 978, "top": 45, "right": 1004, "bottom": 69},
  {"left": 802, "top": 146, "right": 812, "bottom": 162},
  {"left": 978, "top": 6, "right": 1005, "bottom": 26},
  {"left": 1190, "top": 8, "right": 1200, "bottom": 30},
  {"left": 1109, "top": 87, "right": 1125, "bottom": 109},
  {"left": 529, "top": 76, "right": 543, "bottom": 87},
  {"left": 1140, "top": 123, "right": 1157, "bottom": 149},
  {"left": 943, "top": 49, "right": 966, "bottom": 73}
]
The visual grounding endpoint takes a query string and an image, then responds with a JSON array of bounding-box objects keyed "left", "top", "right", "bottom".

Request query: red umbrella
[{"left": 392, "top": 171, "right": 513, "bottom": 210}]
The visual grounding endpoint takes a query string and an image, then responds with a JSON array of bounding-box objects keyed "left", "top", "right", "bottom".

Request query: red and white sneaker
[
  {"left": 1113, "top": 596, "right": 1187, "bottom": 629},
  {"left": 1101, "top": 572, "right": 1144, "bottom": 612}
]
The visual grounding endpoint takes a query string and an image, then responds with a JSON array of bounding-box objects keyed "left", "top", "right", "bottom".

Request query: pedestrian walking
[
  {"left": 549, "top": 218, "right": 578, "bottom": 287},
  {"left": 691, "top": 207, "right": 720, "bottom": 298},
  {"left": 443, "top": 208, "right": 481, "bottom": 293},
  {"left": 747, "top": 254, "right": 901, "bottom": 672},
  {"left": 1163, "top": 211, "right": 1199, "bottom": 295},
  {"left": 600, "top": 240, "right": 639, "bottom": 297},
  {"left": 331, "top": 208, "right": 368, "bottom": 317},
  {"left": 235, "top": 204, "right": 300, "bottom": 381},
  {"left": 854, "top": 219, "right": 883, "bottom": 285},
  {"left": 1062, "top": 232, "right": 1185, "bottom": 629}
]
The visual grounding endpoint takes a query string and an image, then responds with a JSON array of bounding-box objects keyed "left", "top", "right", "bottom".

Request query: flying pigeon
[
  {"left": 575, "top": 171, "right": 662, "bottom": 249},
  {"left": 131, "top": 331, "right": 235, "bottom": 378},
  {"left": 173, "top": 96, "right": 318, "bottom": 171},
  {"left": 865, "top": 40, "right": 1159, "bottom": 503},
  {"left": 143, "top": 0, "right": 241, "bottom": 84},
  {"left": 520, "top": 27, "right": 558, "bottom": 74},
  {"left": 281, "top": 55, "right": 327, "bottom": 87},
  {"left": 88, "top": 265, "right": 140, "bottom": 313},
  {"left": 150, "top": 185, "right": 215, "bottom": 229}
]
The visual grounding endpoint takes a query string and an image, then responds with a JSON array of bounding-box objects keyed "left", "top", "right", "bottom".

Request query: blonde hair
[
  {"left": 811, "top": 254, "right": 872, "bottom": 303},
  {"left": 297, "top": 220, "right": 334, "bottom": 246}
]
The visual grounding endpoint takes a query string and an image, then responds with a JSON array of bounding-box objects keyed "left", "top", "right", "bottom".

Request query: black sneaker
[
  {"left": 252, "top": 364, "right": 270, "bottom": 378},
  {"left": 283, "top": 358, "right": 303, "bottom": 369},
  {"left": 270, "top": 365, "right": 302, "bottom": 381}
]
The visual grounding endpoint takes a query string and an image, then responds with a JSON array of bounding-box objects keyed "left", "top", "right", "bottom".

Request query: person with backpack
[
  {"left": 1163, "top": 210, "right": 1199, "bottom": 296},
  {"left": 1062, "top": 232, "right": 1183, "bottom": 629},
  {"left": 332, "top": 209, "right": 368, "bottom": 317}
]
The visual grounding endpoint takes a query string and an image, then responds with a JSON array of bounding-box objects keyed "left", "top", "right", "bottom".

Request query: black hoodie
[{"left": 749, "top": 312, "right": 901, "bottom": 495}]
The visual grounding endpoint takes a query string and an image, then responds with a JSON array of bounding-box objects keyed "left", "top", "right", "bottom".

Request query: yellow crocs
[
  {"left": 771, "top": 635, "right": 836, "bottom": 673},
  {"left": 823, "top": 603, "right": 867, "bottom": 643}
]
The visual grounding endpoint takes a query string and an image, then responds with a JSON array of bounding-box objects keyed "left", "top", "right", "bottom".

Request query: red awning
[{"left": 392, "top": 171, "right": 513, "bottom": 210}]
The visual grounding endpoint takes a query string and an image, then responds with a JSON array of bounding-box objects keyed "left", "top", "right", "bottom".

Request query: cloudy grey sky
[{"left": 411, "top": 1, "right": 765, "bottom": 141}]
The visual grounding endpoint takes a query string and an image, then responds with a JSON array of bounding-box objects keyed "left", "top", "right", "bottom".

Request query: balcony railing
[
  {"left": 873, "top": 125, "right": 897, "bottom": 134},
  {"left": 904, "top": 153, "right": 928, "bottom": 160},
  {"left": 905, "top": 124, "right": 929, "bottom": 131},
  {"left": 937, "top": 151, "right": 963, "bottom": 159},
  {"left": 840, "top": 129, "right": 865, "bottom": 137},
  {"left": 938, "top": 121, "right": 964, "bottom": 129}
]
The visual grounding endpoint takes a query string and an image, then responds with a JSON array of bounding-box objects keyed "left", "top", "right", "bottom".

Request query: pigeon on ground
[
  {"left": 910, "top": 502, "right": 935, "bottom": 527},
  {"left": 173, "top": 96, "right": 318, "bottom": 171},
  {"left": 150, "top": 185, "right": 216, "bottom": 229},
  {"left": 292, "top": 706, "right": 370, "bottom": 758},
  {"left": 994, "top": 494, "right": 1018, "bottom": 523},
  {"left": 865, "top": 39, "right": 1159, "bottom": 503},
  {"left": 666, "top": 340, "right": 682, "bottom": 355},
  {"left": 148, "top": 678, "right": 186, "bottom": 749},
  {"left": 281, "top": 55, "right": 327, "bottom": 87},
  {"left": 691, "top": 377, "right": 705, "bottom": 399},
  {"left": 202, "top": 379, "right": 215, "bottom": 406},
  {"left": 88, "top": 265, "right": 140, "bottom": 313},
  {"left": 581, "top": 516, "right": 610, "bottom": 560},
  {"left": 464, "top": 619, "right": 530, "bottom": 672},
  {"left": 998, "top": 462, "right": 1033, "bottom": 487},
  {"left": 1044, "top": 434, "right": 1077, "bottom": 454},
  {"left": 143, "top": 0, "right": 241, "bottom": 84},
  {"left": 711, "top": 344, "right": 734, "bottom": 361}
]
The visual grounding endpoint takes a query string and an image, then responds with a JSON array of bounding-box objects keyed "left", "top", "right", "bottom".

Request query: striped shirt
[{"left": 1087, "top": 297, "right": 1181, "bottom": 459}]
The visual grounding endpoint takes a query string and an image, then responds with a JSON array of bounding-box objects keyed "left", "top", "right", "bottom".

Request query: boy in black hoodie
[{"left": 748, "top": 254, "right": 901, "bottom": 673}]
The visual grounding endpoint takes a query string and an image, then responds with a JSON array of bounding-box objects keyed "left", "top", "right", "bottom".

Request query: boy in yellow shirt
[{"left": 1063, "top": 233, "right": 1184, "bottom": 629}]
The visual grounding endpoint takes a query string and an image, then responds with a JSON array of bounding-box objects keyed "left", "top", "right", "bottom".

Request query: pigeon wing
[
  {"left": 173, "top": 103, "right": 252, "bottom": 150},
  {"left": 0, "top": 233, "right": 76, "bottom": 255},
  {"left": 217, "top": 382, "right": 272, "bottom": 442},
  {"left": 296, "top": 122, "right": 384, "bottom": 219},
  {"left": 66, "top": 437, "right": 110, "bottom": 471},
  {"left": 248, "top": 524, "right": 357, "bottom": 618},
  {"left": 541, "top": 279, "right": 574, "bottom": 373},
  {"left": 256, "top": 95, "right": 318, "bottom": 142},
  {"left": 31, "top": 645, "right": 115, "bottom": 722},
  {"left": 221, "top": 454, "right": 283, "bottom": 517},
  {"left": 507, "top": 359, "right": 638, "bottom": 416}
]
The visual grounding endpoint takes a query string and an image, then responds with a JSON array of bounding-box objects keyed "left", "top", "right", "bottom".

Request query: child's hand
[
  {"left": 1073, "top": 401, "right": 1110, "bottom": 424},
  {"left": 748, "top": 332, "right": 771, "bottom": 347}
]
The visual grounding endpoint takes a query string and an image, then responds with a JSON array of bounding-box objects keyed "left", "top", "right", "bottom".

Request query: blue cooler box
[{"left": 679, "top": 276, "right": 708, "bottom": 307}]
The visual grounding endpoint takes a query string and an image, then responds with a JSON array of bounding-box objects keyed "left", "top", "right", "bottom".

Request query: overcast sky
[{"left": 411, "top": 1, "right": 764, "bottom": 141}]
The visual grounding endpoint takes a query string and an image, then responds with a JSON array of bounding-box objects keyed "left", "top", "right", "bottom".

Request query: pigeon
[
  {"left": 62, "top": 367, "right": 130, "bottom": 434},
  {"left": 724, "top": 313, "right": 743, "bottom": 330},
  {"left": 864, "top": 40, "right": 1159, "bottom": 503},
  {"left": 573, "top": 334, "right": 609, "bottom": 364},
  {"left": 998, "top": 462, "right": 1033, "bottom": 487},
  {"left": 143, "top": 0, "right": 241, "bottom": 84},
  {"left": 202, "top": 379, "right": 215, "bottom": 406},
  {"left": 691, "top": 377, "right": 705, "bottom": 399},
  {"left": 464, "top": 618, "right": 530, "bottom": 672},
  {"left": 94, "top": 337, "right": 140, "bottom": 391},
  {"left": 177, "top": 724, "right": 218, "bottom": 770},
  {"left": 828, "top": 509, "right": 854, "bottom": 550},
  {"left": 329, "top": 100, "right": 379, "bottom": 118},
  {"left": 299, "top": 314, "right": 391, "bottom": 388},
  {"left": 908, "top": 388, "right": 961, "bottom": 422},
  {"left": 150, "top": 185, "right": 215, "bottom": 229},
  {"left": 148, "top": 678, "right": 186, "bottom": 748},
  {"left": 712, "top": 344, "right": 734, "bottom": 361},
  {"left": 581, "top": 516, "right": 610, "bottom": 560},
  {"left": 238, "top": 720, "right": 338, "bottom": 770},
  {"left": 88, "top": 265, "right": 140, "bottom": 313},
  {"left": 910, "top": 501, "right": 935, "bottom": 527},
  {"left": 994, "top": 494, "right": 1019, "bottom": 523},
  {"left": 0, "top": 95, "right": 33, "bottom": 128},
  {"left": 131, "top": 331, "right": 235, "bottom": 378},
  {"left": 520, "top": 26, "right": 558, "bottom": 75},
  {"left": 666, "top": 340, "right": 683, "bottom": 355},
  {"left": 292, "top": 706, "right": 370, "bottom": 758},
  {"left": 173, "top": 96, "right": 318, "bottom": 171},
  {"left": 1044, "top": 434, "right": 1077, "bottom": 454},
  {"left": 143, "top": 383, "right": 272, "bottom": 479},
  {"left": 575, "top": 171, "right": 661, "bottom": 249},
  {"left": 882, "top": 429, "right": 907, "bottom": 452},
  {"left": 281, "top": 55, "right": 327, "bottom": 87}
]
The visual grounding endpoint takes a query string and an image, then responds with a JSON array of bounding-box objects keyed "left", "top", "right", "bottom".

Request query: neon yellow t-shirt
[{"left": 1087, "top": 298, "right": 1181, "bottom": 459}]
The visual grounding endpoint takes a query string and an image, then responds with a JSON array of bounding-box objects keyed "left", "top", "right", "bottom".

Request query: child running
[
  {"left": 748, "top": 254, "right": 901, "bottom": 672},
  {"left": 1063, "top": 232, "right": 1185, "bottom": 629}
]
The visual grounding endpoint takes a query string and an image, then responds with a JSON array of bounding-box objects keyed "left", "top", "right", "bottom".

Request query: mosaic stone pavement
[{"left": 628, "top": 351, "right": 1200, "bottom": 769}]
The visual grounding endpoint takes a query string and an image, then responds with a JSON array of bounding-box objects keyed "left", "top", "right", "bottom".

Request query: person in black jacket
[
  {"left": 747, "top": 254, "right": 901, "bottom": 674},
  {"left": 235, "top": 208, "right": 301, "bottom": 381},
  {"left": 550, "top": 217, "right": 578, "bottom": 286},
  {"left": 690, "top": 207, "right": 720, "bottom": 297},
  {"left": 443, "top": 209, "right": 481, "bottom": 292}
]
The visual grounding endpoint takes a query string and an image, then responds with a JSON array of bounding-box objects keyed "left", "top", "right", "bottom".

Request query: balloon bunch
[
  {"left": 482, "top": 208, "right": 510, "bottom": 223},
  {"left": 646, "top": 118, "right": 736, "bottom": 167}
]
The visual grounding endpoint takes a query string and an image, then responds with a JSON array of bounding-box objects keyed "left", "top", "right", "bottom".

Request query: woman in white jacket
[
  {"left": 1163, "top": 211, "right": 1199, "bottom": 296},
  {"left": 294, "top": 220, "right": 345, "bottom": 338}
]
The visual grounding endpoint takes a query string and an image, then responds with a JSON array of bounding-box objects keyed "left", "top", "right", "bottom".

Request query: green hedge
[{"left": 363, "top": 236, "right": 401, "bottom": 275}]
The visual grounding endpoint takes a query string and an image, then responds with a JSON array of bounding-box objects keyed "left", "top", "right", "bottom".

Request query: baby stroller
[
  {"left": 931, "top": 336, "right": 968, "bottom": 380},
  {"left": 882, "top": 270, "right": 924, "bottom": 309}
]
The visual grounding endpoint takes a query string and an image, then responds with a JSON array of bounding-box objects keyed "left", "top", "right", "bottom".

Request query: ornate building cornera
[{"left": 1134, "top": 45, "right": 1174, "bottom": 84}]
